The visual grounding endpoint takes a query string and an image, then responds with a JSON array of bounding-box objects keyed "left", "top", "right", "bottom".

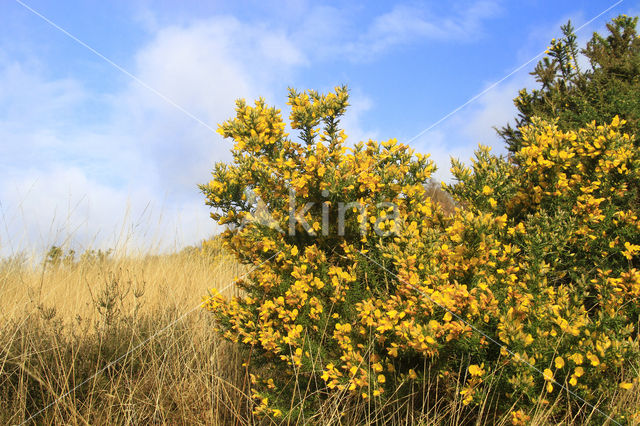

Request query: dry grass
[
  {"left": 0, "top": 245, "right": 241, "bottom": 327},
  {"left": 0, "top": 243, "right": 253, "bottom": 425},
  {"left": 0, "top": 242, "right": 638, "bottom": 425}
]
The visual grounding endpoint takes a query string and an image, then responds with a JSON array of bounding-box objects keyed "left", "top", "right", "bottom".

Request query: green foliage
[
  {"left": 45, "top": 245, "right": 64, "bottom": 267},
  {"left": 79, "top": 248, "right": 112, "bottom": 265},
  {"left": 44, "top": 246, "right": 111, "bottom": 268},
  {"left": 499, "top": 15, "right": 640, "bottom": 153}
]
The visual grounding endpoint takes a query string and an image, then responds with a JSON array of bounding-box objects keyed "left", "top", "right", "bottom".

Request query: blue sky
[{"left": 0, "top": 0, "right": 637, "bottom": 256}]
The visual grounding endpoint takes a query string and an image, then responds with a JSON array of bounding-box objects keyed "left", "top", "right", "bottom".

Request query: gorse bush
[
  {"left": 445, "top": 117, "right": 640, "bottom": 423},
  {"left": 201, "top": 17, "right": 640, "bottom": 423},
  {"left": 201, "top": 86, "right": 444, "bottom": 420},
  {"left": 202, "top": 84, "right": 640, "bottom": 423}
]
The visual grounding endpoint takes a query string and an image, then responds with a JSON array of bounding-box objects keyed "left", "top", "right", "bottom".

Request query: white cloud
[
  {"left": 0, "top": 60, "right": 84, "bottom": 127},
  {"left": 346, "top": 1, "right": 502, "bottom": 60},
  {"left": 0, "top": 165, "right": 217, "bottom": 255},
  {"left": 0, "top": 15, "right": 312, "bottom": 257},
  {"left": 245, "top": 1, "right": 502, "bottom": 63},
  {"left": 2, "top": 1, "right": 508, "bottom": 256}
]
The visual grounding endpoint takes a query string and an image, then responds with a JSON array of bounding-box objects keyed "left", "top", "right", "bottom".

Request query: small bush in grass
[{"left": 202, "top": 86, "right": 640, "bottom": 423}]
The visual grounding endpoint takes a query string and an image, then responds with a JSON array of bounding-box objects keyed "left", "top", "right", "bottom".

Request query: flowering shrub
[
  {"left": 498, "top": 15, "right": 640, "bottom": 154},
  {"left": 201, "top": 86, "right": 640, "bottom": 423},
  {"left": 444, "top": 117, "right": 640, "bottom": 420}
]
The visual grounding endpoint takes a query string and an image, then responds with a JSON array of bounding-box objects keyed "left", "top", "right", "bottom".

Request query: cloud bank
[{"left": 0, "top": 1, "right": 515, "bottom": 257}]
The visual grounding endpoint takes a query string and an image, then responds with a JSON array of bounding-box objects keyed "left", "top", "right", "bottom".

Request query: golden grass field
[
  {"left": 0, "top": 242, "right": 254, "bottom": 425},
  {"left": 1, "top": 241, "right": 638, "bottom": 425}
]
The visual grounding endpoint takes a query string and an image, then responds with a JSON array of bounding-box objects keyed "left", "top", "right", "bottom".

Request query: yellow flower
[
  {"left": 619, "top": 382, "right": 633, "bottom": 390},
  {"left": 461, "top": 387, "right": 474, "bottom": 405},
  {"left": 291, "top": 246, "right": 299, "bottom": 256},
  {"left": 554, "top": 356, "right": 565, "bottom": 369},
  {"left": 622, "top": 241, "right": 640, "bottom": 260},
  {"left": 377, "top": 374, "right": 386, "bottom": 383},
  {"left": 611, "top": 115, "right": 620, "bottom": 127},
  {"left": 468, "top": 364, "right": 485, "bottom": 377},
  {"left": 570, "top": 353, "right": 584, "bottom": 365},
  {"left": 524, "top": 334, "right": 534, "bottom": 346},
  {"left": 511, "top": 409, "right": 531, "bottom": 425},
  {"left": 408, "top": 369, "right": 418, "bottom": 379}
]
